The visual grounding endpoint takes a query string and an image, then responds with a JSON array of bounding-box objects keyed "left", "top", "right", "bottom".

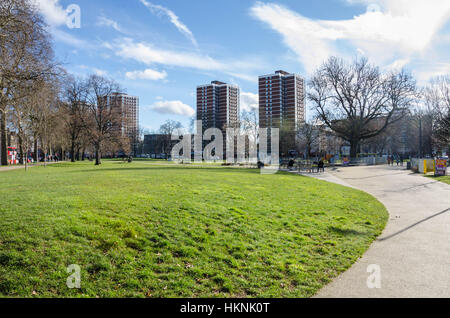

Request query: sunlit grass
[
  {"left": 0, "top": 160, "right": 388, "bottom": 298},
  {"left": 427, "top": 175, "right": 450, "bottom": 185}
]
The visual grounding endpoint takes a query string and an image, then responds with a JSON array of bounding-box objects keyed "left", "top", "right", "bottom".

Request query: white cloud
[
  {"left": 97, "top": 16, "right": 123, "bottom": 33},
  {"left": 140, "top": 124, "right": 155, "bottom": 132},
  {"left": 413, "top": 62, "right": 450, "bottom": 85},
  {"left": 250, "top": 3, "right": 335, "bottom": 73},
  {"left": 150, "top": 100, "right": 195, "bottom": 117},
  {"left": 140, "top": 0, "right": 198, "bottom": 47},
  {"left": 35, "top": 0, "right": 67, "bottom": 26},
  {"left": 126, "top": 68, "right": 168, "bottom": 80},
  {"left": 240, "top": 92, "right": 259, "bottom": 112},
  {"left": 51, "top": 28, "right": 91, "bottom": 48},
  {"left": 109, "top": 38, "right": 259, "bottom": 82},
  {"left": 113, "top": 38, "right": 223, "bottom": 70},
  {"left": 385, "top": 58, "right": 411, "bottom": 71},
  {"left": 227, "top": 72, "right": 258, "bottom": 83},
  {"left": 74, "top": 65, "right": 108, "bottom": 77},
  {"left": 342, "top": 0, "right": 377, "bottom": 5},
  {"left": 93, "top": 68, "right": 108, "bottom": 76},
  {"left": 250, "top": 1, "right": 450, "bottom": 73},
  {"left": 34, "top": 1, "right": 91, "bottom": 49}
]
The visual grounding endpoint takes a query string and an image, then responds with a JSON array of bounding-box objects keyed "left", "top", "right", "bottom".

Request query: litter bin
[{"left": 407, "top": 162, "right": 411, "bottom": 170}]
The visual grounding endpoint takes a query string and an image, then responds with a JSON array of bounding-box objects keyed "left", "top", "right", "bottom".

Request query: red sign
[{"left": 7, "top": 147, "right": 18, "bottom": 165}]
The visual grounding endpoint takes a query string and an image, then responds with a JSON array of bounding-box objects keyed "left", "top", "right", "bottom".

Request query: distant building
[
  {"left": 259, "top": 70, "right": 305, "bottom": 130},
  {"left": 258, "top": 70, "right": 305, "bottom": 155},
  {"left": 197, "top": 81, "right": 240, "bottom": 132},
  {"left": 143, "top": 134, "right": 180, "bottom": 158},
  {"left": 143, "top": 134, "right": 165, "bottom": 156},
  {"left": 196, "top": 81, "right": 240, "bottom": 157},
  {"left": 104, "top": 93, "right": 139, "bottom": 153}
]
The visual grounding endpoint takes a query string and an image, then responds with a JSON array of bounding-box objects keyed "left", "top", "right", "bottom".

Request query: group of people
[
  {"left": 42, "top": 155, "right": 59, "bottom": 162},
  {"left": 387, "top": 154, "right": 403, "bottom": 166},
  {"left": 286, "top": 158, "right": 325, "bottom": 173}
]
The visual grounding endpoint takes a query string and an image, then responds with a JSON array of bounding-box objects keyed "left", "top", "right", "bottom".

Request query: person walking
[{"left": 318, "top": 158, "right": 325, "bottom": 173}]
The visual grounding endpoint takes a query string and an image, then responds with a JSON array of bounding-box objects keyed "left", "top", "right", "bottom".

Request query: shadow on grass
[
  {"left": 67, "top": 166, "right": 268, "bottom": 175},
  {"left": 329, "top": 226, "right": 367, "bottom": 236}
]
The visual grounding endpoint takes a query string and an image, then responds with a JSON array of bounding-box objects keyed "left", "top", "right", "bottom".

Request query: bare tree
[
  {"left": 241, "top": 107, "right": 259, "bottom": 143},
  {"left": 0, "top": 0, "right": 57, "bottom": 166},
  {"left": 10, "top": 76, "right": 58, "bottom": 169},
  {"left": 159, "top": 120, "right": 183, "bottom": 158},
  {"left": 85, "top": 75, "right": 122, "bottom": 165},
  {"left": 11, "top": 91, "right": 34, "bottom": 170},
  {"left": 279, "top": 122, "right": 297, "bottom": 157},
  {"left": 308, "top": 57, "right": 417, "bottom": 158},
  {"left": 35, "top": 82, "right": 59, "bottom": 166},
  {"left": 424, "top": 75, "right": 450, "bottom": 154},
  {"left": 60, "top": 76, "right": 89, "bottom": 162},
  {"left": 296, "top": 120, "right": 320, "bottom": 159}
]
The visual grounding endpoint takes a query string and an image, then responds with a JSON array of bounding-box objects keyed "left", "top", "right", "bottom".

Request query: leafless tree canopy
[
  {"left": 0, "top": 0, "right": 58, "bottom": 166},
  {"left": 241, "top": 108, "right": 259, "bottom": 143},
  {"left": 85, "top": 75, "right": 129, "bottom": 165},
  {"left": 296, "top": 120, "right": 321, "bottom": 158},
  {"left": 158, "top": 120, "right": 184, "bottom": 157},
  {"left": 59, "top": 76, "right": 89, "bottom": 162},
  {"left": 308, "top": 57, "right": 417, "bottom": 157},
  {"left": 424, "top": 75, "right": 450, "bottom": 153}
]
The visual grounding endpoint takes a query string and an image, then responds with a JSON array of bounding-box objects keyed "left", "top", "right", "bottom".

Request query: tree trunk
[
  {"left": 81, "top": 149, "right": 85, "bottom": 161},
  {"left": 0, "top": 111, "right": 8, "bottom": 166},
  {"left": 70, "top": 140, "right": 75, "bottom": 162},
  {"left": 18, "top": 135, "right": 24, "bottom": 165},
  {"left": 350, "top": 140, "right": 359, "bottom": 159},
  {"left": 33, "top": 138, "right": 38, "bottom": 162},
  {"left": 24, "top": 145, "right": 28, "bottom": 172},
  {"left": 95, "top": 147, "right": 101, "bottom": 165}
]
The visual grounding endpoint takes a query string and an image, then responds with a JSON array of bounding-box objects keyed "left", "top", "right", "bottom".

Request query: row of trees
[
  {"left": 301, "top": 58, "right": 448, "bottom": 159},
  {"left": 0, "top": 0, "right": 132, "bottom": 168},
  {"left": 205, "top": 58, "right": 448, "bottom": 160},
  {"left": 61, "top": 75, "right": 131, "bottom": 165},
  {"left": 161, "top": 56, "right": 447, "bottom": 160},
  {"left": 0, "top": 0, "right": 57, "bottom": 167}
]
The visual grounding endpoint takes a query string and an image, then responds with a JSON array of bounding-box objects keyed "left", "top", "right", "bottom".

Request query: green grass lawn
[
  {"left": 0, "top": 161, "right": 388, "bottom": 298},
  {"left": 427, "top": 175, "right": 450, "bottom": 185}
]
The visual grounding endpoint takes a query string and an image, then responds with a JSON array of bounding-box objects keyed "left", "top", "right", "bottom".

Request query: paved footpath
[
  {"left": 307, "top": 165, "right": 450, "bottom": 297},
  {"left": 0, "top": 162, "right": 57, "bottom": 172}
]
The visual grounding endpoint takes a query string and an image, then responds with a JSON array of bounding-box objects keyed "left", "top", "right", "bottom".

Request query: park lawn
[
  {"left": 427, "top": 175, "right": 450, "bottom": 185},
  {"left": 0, "top": 161, "right": 388, "bottom": 298}
]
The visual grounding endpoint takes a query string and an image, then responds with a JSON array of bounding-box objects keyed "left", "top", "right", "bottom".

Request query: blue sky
[{"left": 36, "top": 0, "right": 450, "bottom": 132}]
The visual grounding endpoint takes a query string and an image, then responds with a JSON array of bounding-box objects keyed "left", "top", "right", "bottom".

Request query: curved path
[
  {"left": 311, "top": 165, "right": 450, "bottom": 297},
  {"left": 0, "top": 162, "right": 57, "bottom": 172}
]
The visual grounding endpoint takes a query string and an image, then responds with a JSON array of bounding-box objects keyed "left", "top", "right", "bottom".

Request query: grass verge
[{"left": 426, "top": 174, "right": 450, "bottom": 185}]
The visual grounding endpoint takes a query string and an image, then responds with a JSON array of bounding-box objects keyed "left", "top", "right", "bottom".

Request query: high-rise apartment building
[
  {"left": 258, "top": 70, "right": 305, "bottom": 130},
  {"left": 196, "top": 81, "right": 240, "bottom": 158},
  {"left": 105, "top": 93, "right": 139, "bottom": 152},
  {"left": 196, "top": 81, "right": 240, "bottom": 132},
  {"left": 258, "top": 70, "right": 305, "bottom": 155}
]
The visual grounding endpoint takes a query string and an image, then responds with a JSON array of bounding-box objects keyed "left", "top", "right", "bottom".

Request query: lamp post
[{"left": 419, "top": 117, "right": 423, "bottom": 158}]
